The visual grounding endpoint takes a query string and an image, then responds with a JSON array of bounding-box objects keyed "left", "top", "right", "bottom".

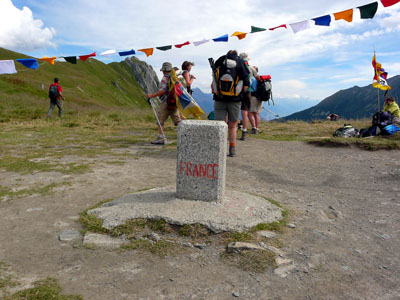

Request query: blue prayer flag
[
  {"left": 312, "top": 15, "right": 332, "bottom": 26},
  {"left": 16, "top": 59, "right": 39, "bottom": 70},
  {"left": 213, "top": 34, "right": 229, "bottom": 42}
]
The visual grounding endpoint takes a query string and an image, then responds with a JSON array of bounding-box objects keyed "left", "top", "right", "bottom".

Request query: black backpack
[
  {"left": 215, "top": 57, "right": 241, "bottom": 97},
  {"left": 255, "top": 76, "right": 273, "bottom": 105},
  {"left": 49, "top": 84, "right": 59, "bottom": 99},
  {"left": 333, "top": 124, "right": 360, "bottom": 138},
  {"left": 372, "top": 111, "right": 392, "bottom": 127}
]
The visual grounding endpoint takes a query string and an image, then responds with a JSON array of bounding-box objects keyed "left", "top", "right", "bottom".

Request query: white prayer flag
[
  {"left": 290, "top": 20, "right": 310, "bottom": 34},
  {"left": 0, "top": 60, "right": 17, "bottom": 74}
]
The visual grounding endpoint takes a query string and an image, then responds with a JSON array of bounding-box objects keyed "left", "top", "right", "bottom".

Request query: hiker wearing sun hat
[
  {"left": 239, "top": 52, "right": 259, "bottom": 139},
  {"left": 146, "top": 62, "right": 181, "bottom": 145}
]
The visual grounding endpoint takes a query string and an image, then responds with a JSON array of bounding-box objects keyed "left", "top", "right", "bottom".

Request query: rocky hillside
[{"left": 282, "top": 75, "right": 400, "bottom": 121}]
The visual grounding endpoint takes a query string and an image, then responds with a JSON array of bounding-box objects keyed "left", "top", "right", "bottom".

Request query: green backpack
[{"left": 49, "top": 84, "right": 59, "bottom": 99}]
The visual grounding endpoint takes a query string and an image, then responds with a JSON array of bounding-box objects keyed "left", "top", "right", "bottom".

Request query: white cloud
[{"left": 0, "top": 0, "right": 55, "bottom": 51}]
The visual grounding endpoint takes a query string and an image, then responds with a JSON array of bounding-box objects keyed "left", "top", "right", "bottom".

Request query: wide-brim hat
[
  {"left": 160, "top": 62, "right": 172, "bottom": 72},
  {"left": 239, "top": 52, "right": 250, "bottom": 61}
]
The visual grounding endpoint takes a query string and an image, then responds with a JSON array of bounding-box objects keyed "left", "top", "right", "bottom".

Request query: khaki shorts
[
  {"left": 214, "top": 100, "right": 241, "bottom": 123},
  {"left": 249, "top": 95, "right": 263, "bottom": 113},
  {"left": 158, "top": 101, "right": 181, "bottom": 126}
]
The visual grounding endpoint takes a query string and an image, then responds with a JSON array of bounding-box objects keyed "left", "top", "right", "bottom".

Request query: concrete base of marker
[
  {"left": 88, "top": 187, "right": 283, "bottom": 233},
  {"left": 176, "top": 120, "right": 227, "bottom": 203}
]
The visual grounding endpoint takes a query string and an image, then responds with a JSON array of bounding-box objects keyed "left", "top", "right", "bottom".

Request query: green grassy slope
[{"left": 0, "top": 47, "right": 148, "bottom": 121}]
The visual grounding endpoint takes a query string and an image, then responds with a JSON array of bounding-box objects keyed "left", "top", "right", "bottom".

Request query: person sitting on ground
[
  {"left": 326, "top": 113, "right": 339, "bottom": 121},
  {"left": 383, "top": 96, "right": 400, "bottom": 125},
  {"left": 180, "top": 61, "right": 196, "bottom": 95},
  {"left": 146, "top": 62, "right": 181, "bottom": 145}
]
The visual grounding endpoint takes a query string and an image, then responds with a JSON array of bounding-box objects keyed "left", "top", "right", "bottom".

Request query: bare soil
[{"left": 1, "top": 139, "right": 400, "bottom": 300}]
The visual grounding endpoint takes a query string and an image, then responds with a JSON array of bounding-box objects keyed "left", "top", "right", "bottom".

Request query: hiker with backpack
[
  {"left": 383, "top": 96, "right": 400, "bottom": 125},
  {"left": 47, "top": 77, "right": 64, "bottom": 118},
  {"left": 146, "top": 62, "right": 181, "bottom": 145},
  {"left": 210, "top": 50, "right": 250, "bottom": 157},
  {"left": 247, "top": 66, "right": 263, "bottom": 135},
  {"left": 238, "top": 53, "right": 259, "bottom": 140}
]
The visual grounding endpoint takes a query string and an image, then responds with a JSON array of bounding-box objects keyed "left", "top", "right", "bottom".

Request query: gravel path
[{"left": 1, "top": 139, "right": 399, "bottom": 300}]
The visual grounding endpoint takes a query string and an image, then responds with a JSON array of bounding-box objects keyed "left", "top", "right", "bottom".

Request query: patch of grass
[
  {"left": 3, "top": 277, "right": 83, "bottom": 300},
  {"left": 220, "top": 249, "right": 276, "bottom": 273},
  {"left": 0, "top": 183, "right": 62, "bottom": 200},
  {"left": 110, "top": 219, "right": 147, "bottom": 238},
  {"left": 0, "top": 262, "right": 18, "bottom": 290},
  {"left": 148, "top": 219, "right": 172, "bottom": 233},
  {"left": 79, "top": 199, "right": 113, "bottom": 235},
  {"left": 121, "top": 239, "right": 176, "bottom": 258},
  {"left": 178, "top": 224, "right": 210, "bottom": 238}
]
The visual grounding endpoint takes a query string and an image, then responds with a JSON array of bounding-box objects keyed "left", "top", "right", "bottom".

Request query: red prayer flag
[
  {"left": 380, "top": 0, "right": 400, "bottom": 7},
  {"left": 174, "top": 41, "right": 190, "bottom": 48},
  {"left": 79, "top": 52, "right": 96, "bottom": 61},
  {"left": 269, "top": 24, "right": 287, "bottom": 31}
]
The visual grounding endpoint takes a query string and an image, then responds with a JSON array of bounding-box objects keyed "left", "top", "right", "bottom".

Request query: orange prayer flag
[
  {"left": 333, "top": 9, "right": 353, "bottom": 22},
  {"left": 231, "top": 31, "right": 247, "bottom": 40},
  {"left": 138, "top": 48, "right": 154, "bottom": 57},
  {"left": 38, "top": 56, "right": 57, "bottom": 65}
]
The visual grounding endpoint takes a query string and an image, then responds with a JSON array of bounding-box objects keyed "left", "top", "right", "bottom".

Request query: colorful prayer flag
[
  {"left": 212, "top": 34, "right": 229, "bottom": 42},
  {"left": 175, "top": 41, "right": 190, "bottom": 48},
  {"left": 156, "top": 45, "right": 172, "bottom": 51},
  {"left": 168, "top": 70, "right": 204, "bottom": 119},
  {"left": 138, "top": 48, "right": 154, "bottom": 57},
  {"left": 372, "top": 54, "right": 391, "bottom": 90},
  {"left": 380, "top": 0, "right": 400, "bottom": 7},
  {"left": 0, "top": 60, "right": 17, "bottom": 74},
  {"left": 119, "top": 49, "right": 135, "bottom": 56},
  {"left": 38, "top": 56, "right": 56, "bottom": 65},
  {"left": 16, "top": 59, "right": 39, "bottom": 70},
  {"left": 312, "top": 15, "right": 331, "bottom": 26},
  {"left": 231, "top": 32, "right": 247, "bottom": 40},
  {"left": 358, "top": 2, "right": 378, "bottom": 19},
  {"left": 269, "top": 24, "right": 287, "bottom": 31},
  {"left": 99, "top": 50, "right": 116, "bottom": 56},
  {"left": 79, "top": 52, "right": 96, "bottom": 61},
  {"left": 290, "top": 20, "right": 310, "bottom": 34},
  {"left": 251, "top": 26, "right": 266, "bottom": 33},
  {"left": 193, "top": 39, "right": 209, "bottom": 47},
  {"left": 334, "top": 9, "right": 354, "bottom": 22},
  {"left": 63, "top": 56, "right": 77, "bottom": 64}
]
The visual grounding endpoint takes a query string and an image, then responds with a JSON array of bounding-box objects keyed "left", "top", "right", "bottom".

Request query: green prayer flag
[
  {"left": 358, "top": 2, "right": 378, "bottom": 19},
  {"left": 156, "top": 45, "right": 172, "bottom": 51},
  {"left": 63, "top": 56, "right": 77, "bottom": 64},
  {"left": 251, "top": 26, "right": 266, "bottom": 33}
]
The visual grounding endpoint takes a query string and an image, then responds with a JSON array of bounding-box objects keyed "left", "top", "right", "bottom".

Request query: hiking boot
[
  {"left": 239, "top": 130, "right": 247, "bottom": 141},
  {"left": 228, "top": 146, "right": 236, "bottom": 157},
  {"left": 250, "top": 128, "right": 258, "bottom": 135},
  {"left": 151, "top": 135, "right": 166, "bottom": 145}
]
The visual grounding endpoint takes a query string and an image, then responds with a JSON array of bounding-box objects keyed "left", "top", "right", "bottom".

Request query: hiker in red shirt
[{"left": 47, "top": 77, "right": 65, "bottom": 118}]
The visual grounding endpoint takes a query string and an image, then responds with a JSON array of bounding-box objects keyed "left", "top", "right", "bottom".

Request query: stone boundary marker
[{"left": 176, "top": 120, "right": 227, "bottom": 202}]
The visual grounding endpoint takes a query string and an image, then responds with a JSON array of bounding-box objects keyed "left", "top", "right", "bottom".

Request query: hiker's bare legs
[
  {"left": 241, "top": 110, "right": 249, "bottom": 131},
  {"left": 228, "top": 121, "right": 238, "bottom": 144},
  {"left": 248, "top": 112, "right": 256, "bottom": 128}
]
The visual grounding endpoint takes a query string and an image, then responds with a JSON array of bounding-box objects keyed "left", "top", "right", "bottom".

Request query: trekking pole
[
  {"left": 262, "top": 106, "right": 279, "bottom": 118},
  {"left": 149, "top": 97, "right": 166, "bottom": 141}
]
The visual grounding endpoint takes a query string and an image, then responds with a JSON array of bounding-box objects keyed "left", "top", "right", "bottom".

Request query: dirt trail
[{"left": 1, "top": 139, "right": 399, "bottom": 300}]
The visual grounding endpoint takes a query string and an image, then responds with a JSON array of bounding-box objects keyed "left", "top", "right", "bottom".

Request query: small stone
[
  {"left": 147, "top": 232, "right": 161, "bottom": 241},
  {"left": 194, "top": 243, "right": 206, "bottom": 249},
  {"left": 232, "top": 291, "right": 240, "bottom": 297},
  {"left": 83, "top": 233, "right": 124, "bottom": 248},
  {"left": 287, "top": 224, "right": 296, "bottom": 229},
  {"left": 381, "top": 234, "right": 390, "bottom": 240},
  {"left": 227, "top": 242, "right": 264, "bottom": 253},
  {"left": 257, "top": 231, "right": 277, "bottom": 239},
  {"left": 59, "top": 230, "right": 81, "bottom": 241}
]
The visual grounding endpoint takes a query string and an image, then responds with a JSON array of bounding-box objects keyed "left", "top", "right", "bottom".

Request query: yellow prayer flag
[
  {"left": 138, "top": 48, "right": 154, "bottom": 57},
  {"left": 333, "top": 9, "right": 353, "bottom": 23},
  {"left": 231, "top": 31, "right": 247, "bottom": 40},
  {"left": 38, "top": 56, "right": 57, "bottom": 65}
]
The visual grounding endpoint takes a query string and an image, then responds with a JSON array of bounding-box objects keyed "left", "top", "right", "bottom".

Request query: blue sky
[{"left": 1, "top": 0, "right": 400, "bottom": 105}]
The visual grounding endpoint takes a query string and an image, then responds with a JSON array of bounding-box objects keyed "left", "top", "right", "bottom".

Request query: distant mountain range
[
  {"left": 282, "top": 75, "right": 400, "bottom": 121},
  {"left": 191, "top": 88, "right": 319, "bottom": 120}
]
